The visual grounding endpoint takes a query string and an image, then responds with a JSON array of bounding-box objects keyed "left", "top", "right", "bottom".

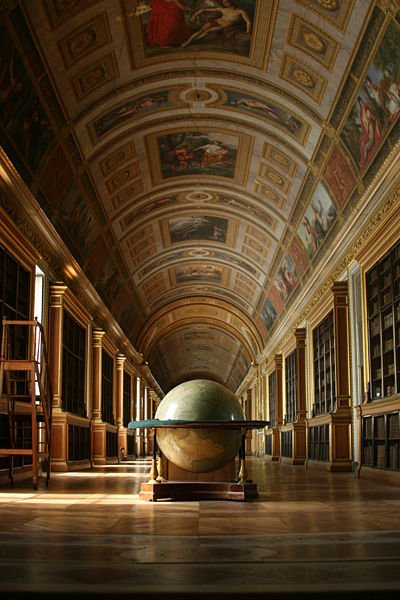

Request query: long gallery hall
[{"left": 1, "top": 0, "right": 400, "bottom": 598}]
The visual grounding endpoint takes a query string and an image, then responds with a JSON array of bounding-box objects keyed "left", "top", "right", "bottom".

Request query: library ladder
[{"left": 0, "top": 318, "right": 53, "bottom": 489}]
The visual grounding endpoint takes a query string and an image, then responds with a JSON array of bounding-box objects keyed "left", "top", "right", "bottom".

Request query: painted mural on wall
[
  {"left": 0, "top": 24, "right": 54, "bottom": 173},
  {"left": 158, "top": 132, "right": 238, "bottom": 178},
  {"left": 168, "top": 215, "right": 228, "bottom": 243},
  {"left": 323, "top": 144, "right": 356, "bottom": 207},
  {"left": 340, "top": 20, "right": 400, "bottom": 173},
  {"left": 224, "top": 89, "right": 306, "bottom": 141},
  {"left": 288, "top": 235, "right": 309, "bottom": 278},
  {"left": 273, "top": 256, "right": 298, "bottom": 303},
  {"left": 297, "top": 182, "right": 337, "bottom": 259},
  {"left": 139, "top": 0, "right": 255, "bottom": 56},
  {"left": 259, "top": 297, "right": 277, "bottom": 331},
  {"left": 91, "top": 91, "right": 170, "bottom": 140}
]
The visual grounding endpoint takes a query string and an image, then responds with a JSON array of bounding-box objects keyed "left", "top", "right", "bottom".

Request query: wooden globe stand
[{"left": 139, "top": 431, "right": 259, "bottom": 502}]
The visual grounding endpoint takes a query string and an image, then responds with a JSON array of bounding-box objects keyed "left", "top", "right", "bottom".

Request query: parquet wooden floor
[{"left": 0, "top": 457, "right": 399, "bottom": 599}]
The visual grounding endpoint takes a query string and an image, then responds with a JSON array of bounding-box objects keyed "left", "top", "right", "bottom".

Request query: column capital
[
  {"left": 331, "top": 280, "right": 348, "bottom": 298},
  {"left": 116, "top": 353, "right": 126, "bottom": 369},
  {"left": 49, "top": 282, "right": 68, "bottom": 295},
  {"left": 92, "top": 328, "right": 105, "bottom": 347},
  {"left": 49, "top": 283, "right": 68, "bottom": 307},
  {"left": 274, "top": 353, "right": 283, "bottom": 369},
  {"left": 295, "top": 327, "right": 306, "bottom": 344}
]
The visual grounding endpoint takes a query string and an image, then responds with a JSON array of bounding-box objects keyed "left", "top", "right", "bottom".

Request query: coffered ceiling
[{"left": 1, "top": 0, "right": 400, "bottom": 392}]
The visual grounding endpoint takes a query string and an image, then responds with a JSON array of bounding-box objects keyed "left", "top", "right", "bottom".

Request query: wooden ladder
[{"left": 0, "top": 318, "right": 53, "bottom": 489}]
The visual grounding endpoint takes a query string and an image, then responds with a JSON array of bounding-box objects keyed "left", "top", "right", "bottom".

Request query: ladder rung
[
  {"left": 1, "top": 360, "right": 36, "bottom": 370},
  {"left": 0, "top": 449, "right": 33, "bottom": 456}
]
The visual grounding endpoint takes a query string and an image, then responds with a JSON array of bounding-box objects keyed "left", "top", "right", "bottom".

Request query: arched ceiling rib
[{"left": 1, "top": 0, "right": 399, "bottom": 392}]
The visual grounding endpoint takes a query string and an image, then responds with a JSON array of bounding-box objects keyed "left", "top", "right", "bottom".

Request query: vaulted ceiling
[{"left": 1, "top": 0, "right": 400, "bottom": 393}]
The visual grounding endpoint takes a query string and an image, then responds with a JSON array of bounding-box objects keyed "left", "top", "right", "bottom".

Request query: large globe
[{"left": 155, "top": 379, "right": 244, "bottom": 473}]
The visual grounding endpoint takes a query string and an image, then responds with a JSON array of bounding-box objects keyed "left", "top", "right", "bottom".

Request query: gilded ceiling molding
[
  {"left": 88, "top": 113, "right": 311, "bottom": 168},
  {"left": 137, "top": 297, "right": 263, "bottom": 358},
  {"left": 142, "top": 317, "right": 254, "bottom": 370},
  {"left": 73, "top": 69, "right": 322, "bottom": 126}
]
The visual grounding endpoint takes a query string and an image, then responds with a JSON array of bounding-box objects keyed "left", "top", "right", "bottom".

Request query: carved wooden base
[{"left": 139, "top": 481, "right": 259, "bottom": 502}]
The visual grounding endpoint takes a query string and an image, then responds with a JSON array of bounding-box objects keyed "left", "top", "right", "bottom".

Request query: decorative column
[
  {"left": 91, "top": 328, "right": 105, "bottom": 465},
  {"left": 116, "top": 353, "right": 126, "bottom": 461},
  {"left": 48, "top": 283, "right": 67, "bottom": 470},
  {"left": 331, "top": 281, "right": 352, "bottom": 470},
  {"left": 333, "top": 282, "right": 351, "bottom": 410},
  {"left": 48, "top": 283, "right": 67, "bottom": 412}
]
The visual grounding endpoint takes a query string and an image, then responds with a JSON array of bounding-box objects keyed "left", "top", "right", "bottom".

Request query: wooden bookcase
[
  {"left": 312, "top": 310, "right": 336, "bottom": 416},
  {"left": 101, "top": 349, "right": 115, "bottom": 425},
  {"left": 62, "top": 309, "right": 86, "bottom": 417},
  {"left": 363, "top": 412, "right": 400, "bottom": 471},
  {"left": 268, "top": 371, "right": 276, "bottom": 427},
  {"left": 366, "top": 241, "right": 400, "bottom": 400},
  {"left": 285, "top": 350, "right": 297, "bottom": 423}
]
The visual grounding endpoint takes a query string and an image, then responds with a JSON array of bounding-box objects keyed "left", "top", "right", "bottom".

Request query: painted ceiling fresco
[{"left": 1, "top": 0, "right": 400, "bottom": 392}]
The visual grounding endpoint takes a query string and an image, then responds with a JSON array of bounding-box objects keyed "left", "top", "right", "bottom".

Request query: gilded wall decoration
[
  {"left": 254, "top": 182, "right": 286, "bottom": 209},
  {"left": 111, "top": 181, "right": 144, "bottom": 212},
  {"left": 58, "top": 14, "right": 111, "bottom": 69},
  {"left": 138, "top": 248, "right": 259, "bottom": 281},
  {"left": 258, "top": 164, "right": 291, "bottom": 193},
  {"left": 0, "top": 23, "right": 54, "bottom": 173},
  {"left": 340, "top": 20, "right": 400, "bottom": 174},
  {"left": 263, "top": 143, "right": 297, "bottom": 176},
  {"left": 221, "top": 88, "right": 309, "bottom": 144},
  {"left": 44, "top": 0, "right": 99, "bottom": 28},
  {"left": 323, "top": 144, "right": 356, "bottom": 206},
  {"left": 122, "top": 195, "right": 179, "bottom": 230},
  {"left": 105, "top": 163, "right": 139, "bottom": 193},
  {"left": 99, "top": 142, "right": 136, "bottom": 177},
  {"left": 297, "top": 182, "right": 337, "bottom": 259},
  {"left": 280, "top": 54, "right": 327, "bottom": 103},
  {"left": 168, "top": 215, "right": 228, "bottom": 244},
  {"left": 208, "top": 193, "right": 277, "bottom": 231},
  {"left": 287, "top": 15, "right": 339, "bottom": 71},
  {"left": 295, "top": 0, "right": 354, "bottom": 32},
  {"left": 71, "top": 53, "right": 119, "bottom": 102},
  {"left": 89, "top": 90, "right": 171, "bottom": 141}
]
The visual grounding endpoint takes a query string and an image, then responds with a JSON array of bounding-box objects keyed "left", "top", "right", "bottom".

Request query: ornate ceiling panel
[{"left": 1, "top": 0, "right": 400, "bottom": 391}]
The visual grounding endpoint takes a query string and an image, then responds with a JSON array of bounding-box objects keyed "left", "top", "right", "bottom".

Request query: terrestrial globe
[{"left": 155, "top": 379, "right": 244, "bottom": 473}]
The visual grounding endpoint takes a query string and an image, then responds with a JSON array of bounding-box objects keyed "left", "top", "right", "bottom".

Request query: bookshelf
[
  {"left": 312, "top": 311, "right": 336, "bottom": 415},
  {"left": 363, "top": 412, "right": 400, "bottom": 471},
  {"left": 285, "top": 350, "right": 297, "bottom": 423},
  {"left": 366, "top": 241, "right": 400, "bottom": 399}
]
